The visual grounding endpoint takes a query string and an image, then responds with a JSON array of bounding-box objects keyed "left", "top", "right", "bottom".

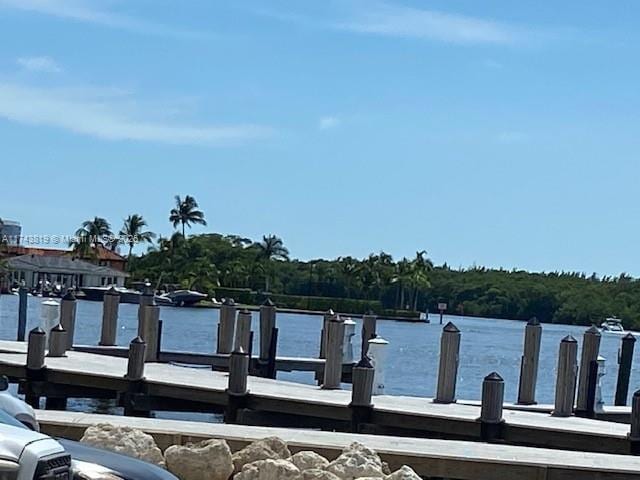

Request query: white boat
[{"left": 600, "top": 317, "right": 626, "bottom": 334}]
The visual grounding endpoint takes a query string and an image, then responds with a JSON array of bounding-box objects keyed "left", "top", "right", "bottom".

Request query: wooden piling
[
  {"left": 138, "top": 304, "right": 160, "bottom": 362},
  {"left": 517, "top": 317, "right": 542, "bottom": 405},
  {"left": 552, "top": 335, "right": 578, "bottom": 417},
  {"left": 99, "top": 286, "right": 120, "bottom": 346},
  {"left": 435, "top": 322, "right": 461, "bottom": 404},
  {"left": 17, "top": 283, "right": 28, "bottom": 342},
  {"left": 361, "top": 312, "right": 377, "bottom": 358},
  {"left": 59, "top": 290, "right": 77, "bottom": 350},
  {"left": 322, "top": 314, "right": 345, "bottom": 390},
  {"left": 259, "top": 298, "right": 276, "bottom": 361},
  {"left": 25, "top": 327, "right": 46, "bottom": 408},
  {"left": 480, "top": 372, "right": 505, "bottom": 442},
  {"left": 576, "top": 326, "right": 601, "bottom": 415},
  {"left": 226, "top": 347, "right": 250, "bottom": 423},
  {"left": 47, "top": 324, "right": 67, "bottom": 358},
  {"left": 234, "top": 309, "right": 252, "bottom": 353},
  {"left": 616, "top": 333, "right": 636, "bottom": 406},
  {"left": 350, "top": 356, "right": 375, "bottom": 432},
  {"left": 217, "top": 298, "right": 236, "bottom": 355},
  {"left": 629, "top": 390, "right": 640, "bottom": 454},
  {"left": 319, "top": 309, "right": 335, "bottom": 359},
  {"left": 126, "top": 337, "right": 146, "bottom": 381}
]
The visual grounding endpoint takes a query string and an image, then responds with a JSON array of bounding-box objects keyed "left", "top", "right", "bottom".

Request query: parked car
[{"left": 0, "top": 377, "right": 176, "bottom": 480}]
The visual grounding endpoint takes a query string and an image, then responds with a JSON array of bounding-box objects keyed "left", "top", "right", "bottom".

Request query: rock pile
[{"left": 79, "top": 425, "right": 422, "bottom": 480}]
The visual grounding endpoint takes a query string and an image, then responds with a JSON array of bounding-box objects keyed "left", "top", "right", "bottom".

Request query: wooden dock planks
[{"left": 35, "top": 410, "right": 640, "bottom": 480}]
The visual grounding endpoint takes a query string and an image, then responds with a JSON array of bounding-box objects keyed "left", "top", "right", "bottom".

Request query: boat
[
  {"left": 162, "top": 289, "right": 208, "bottom": 307},
  {"left": 600, "top": 317, "right": 626, "bottom": 334},
  {"left": 79, "top": 286, "right": 169, "bottom": 305}
]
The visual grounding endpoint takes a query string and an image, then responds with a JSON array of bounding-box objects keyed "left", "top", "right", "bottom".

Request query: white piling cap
[
  {"left": 41, "top": 299, "right": 60, "bottom": 306},
  {"left": 368, "top": 336, "right": 389, "bottom": 345},
  {"left": 343, "top": 318, "right": 356, "bottom": 325}
]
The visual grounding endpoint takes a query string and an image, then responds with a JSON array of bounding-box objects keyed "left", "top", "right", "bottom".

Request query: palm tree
[
  {"left": 72, "top": 217, "right": 113, "bottom": 256},
  {"left": 255, "top": 235, "right": 289, "bottom": 292},
  {"left": 169, "top": 195, "right": 207, "bottom": 237},
  {"left": 409, "top": 250, "right": 434, "bottom": 311},
  {"left": 119, "top": 214, "right": 156, "bottom": 260}
]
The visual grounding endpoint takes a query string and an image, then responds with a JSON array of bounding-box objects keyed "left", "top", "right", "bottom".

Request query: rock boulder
[
  {"left": 80, "top": 423, "right": 164, "bottom": 466},
  {"left": 164, "top": 439, "right": 233, "bottom": 480}
]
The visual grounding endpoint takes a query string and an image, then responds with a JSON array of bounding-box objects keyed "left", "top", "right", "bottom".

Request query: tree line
[{"left": 31, "top": 194, "right": 640, "bottom": 328}]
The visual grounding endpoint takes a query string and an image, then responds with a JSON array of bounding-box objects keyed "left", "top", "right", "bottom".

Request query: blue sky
[{"left": 0, "top": 1, "right": 639, "bottom": 275}]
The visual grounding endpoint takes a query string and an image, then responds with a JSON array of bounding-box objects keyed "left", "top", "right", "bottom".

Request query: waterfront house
[{"left": 4, "top": 254, "right": 128, "bottom": 289}]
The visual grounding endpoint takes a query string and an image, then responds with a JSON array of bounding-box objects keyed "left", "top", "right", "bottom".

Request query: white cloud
[
  {"left": 319, "top": 116, "right": 341, "bottom": 130},
  {"left": 0, "top": 82, "right": 273, "bottom": 146},
  {"left": 0, "top": 0, "right": 210, "bottom": 39},
  {"left": 17, "top": 56, "right": 62, "bottom": 73},
  {"left": 337, "top": 3, "right": 520, "bottom": 45}
]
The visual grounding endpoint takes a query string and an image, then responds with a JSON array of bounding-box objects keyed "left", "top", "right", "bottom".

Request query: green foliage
[{"left": 129, "top": 233, "right": 640, "bottom": 327}]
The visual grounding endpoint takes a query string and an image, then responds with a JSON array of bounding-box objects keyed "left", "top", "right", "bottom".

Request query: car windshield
[{"left": 0, "top": 409, "right": 27, "bottom": 430}]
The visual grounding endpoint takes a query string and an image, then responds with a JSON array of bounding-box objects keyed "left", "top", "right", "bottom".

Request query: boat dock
[{"left": 34, "top": 410, "right": 640, "bottom": 480}]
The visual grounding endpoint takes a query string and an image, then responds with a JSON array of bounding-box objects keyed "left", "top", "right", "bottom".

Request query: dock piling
[
  {"left": 234, "top": 309, "right": 252, "bottom": 353},
  {"left": 552, "top": 335, "right": 578, "bottom": 417},
  {"left": 576, "top": 326, "right": 602, "bottom": 416},
  {"left": 517, "top": 317, "right": 542, "bottom": 405},
  {"left": 435, "top": 322, "right": 461, "bottom": 404},
  {"left": 226, "top": 347, "right": 250, "bottom": 423},
  {"left": 138, "top": 304, "right": 160, "bottom": 362},
  {"left": 126, "top": 336, "right": 147, "bottom": 381},
  {"left": 319, "top": 309, "right": 335, "bottom": 359},
  {"left": 361, "top": 312, "right": 377, "bottom": 358},
  {"left": 17, "top": 283, "right": 28, "bottom": 342},
  {"left": 47, "top": 324, "right": 67, "bottom": 357},
  {"left": 217, "top": 298, "right": 236, "bottom": 355},
  {"left": 479, "top": 372, "right": 505, "bottom": 442},
  {"left": 350, "top": 356, "right": 375, "bottom": 432},
  {"left": 367, "top": 336, "right": 389, "bottom": 395},
  {"left": 123, "top": 336, "right": 148, "bottom": 417},
  {"left": 99, "top": 286, "right": 120, "bottom": 346},
  {"left": 25, "top": 327, "right": 46, "bottom": 408},
  {"left": 629, "top": 390, "right": 640, "bottom": 454},
  {"left": 616, "top": 333, "right": 636, "bottom": 406},
  {"left": 322, "top": 313, "right": 345, "bottom": 390},
  {"left": 59, "top": 290, "right": 77, "bottom": 350},
  {"left": 259, "top": 299, "right": 276, "bottom": 360},
  {"left": 342, "top": 318, "right": 356, "bottom": 364}
]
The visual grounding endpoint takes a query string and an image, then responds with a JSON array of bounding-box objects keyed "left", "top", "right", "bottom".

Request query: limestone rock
[
  {"left": 386, "top": 466, "right": 421, "bottom": 480},
  {"left": 325, "top": 443, "right": 384, "bottom": 480},
  {"left": 289, "top": 451, "right": 329, "bottom": 471},
  {"left": 381, "top": 462, "right": 391, "bottom": 475},
  {"left": 232, "top": 437, "right": 292, "bottom": 472},
  {"left": 302, "top": 469, "right": 341, "bottom": 480},
  {"left": 164, "top": 439, "right": 233, "bottom": 480},
  {"left": 234, "top": 459, "right": 301, "bottom": 480},
  {"left": 80, "top": 423, "right": 164, "bottom": 466}
]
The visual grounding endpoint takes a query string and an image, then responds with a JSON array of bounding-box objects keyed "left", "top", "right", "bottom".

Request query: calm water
[{"left": 1, "top": 294, "right": 639, "bottom": 410}]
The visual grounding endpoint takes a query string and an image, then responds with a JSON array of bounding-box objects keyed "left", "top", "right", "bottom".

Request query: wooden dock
[
  {"left": 35, "top": 410, "right": 640, "bottom": 480},
  {"left": 0, "top": 339, "right": 637, "bottom": 456}
]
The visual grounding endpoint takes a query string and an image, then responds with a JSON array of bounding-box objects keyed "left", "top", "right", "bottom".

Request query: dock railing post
[
  {"left": 479, "top": 372, "right": 505, "bottom": 442},
  {"left": 552, "top": 335, "right": 578, "bottom": 417},
  {"left": 217, "top": 298, "right": 236, "bottom": 355},
  {"left": 138, "top": 303, "right": 159, "bottom": 362},
  {"left": 234, "top": 309, "right": 252, "bottom": 353},
  {"left": 25, "top": 327, "right": 46, "bottom": 408},
  {"left": 59, "top": 290, "right": 77, "bottom": 350},
  {"left": 629, "top": 390, "right": 640, "bottom": 454},
  {"left": 434, "top": 322, "right": 461, "bottom": 404},
  {"left": 319, "top": 309, "right": 334, "bottom": 359},
  {"left": 258, "top": 299, "right": 278, "bottom": 378},
  {"left": 576, "top": 326, "right": 601, "bottom": 416},
  {"left": 47, "top": 324, "right": 67, "bottom": 357},
  {"left": 225, "top": 347, "right": 250, "bottom": 423},
  {"left": 361, "top": 312, "right": 377, "bottom": 358},
  {"left": 17, "top": 282, "right": 28, "bottom": 342},
  {"left": 616, "top": 333, "right": 636, "bottom": 406},
  {"left": 322, "top": 313, "right": 345, "bottom": 390},
  {"left": 99, "top": 286, "right": 120, "bottom": 346},
  {"left": 123, "top": 336, "right": 148, "bottom": 417},
  {"left": 350, "top": 356, "right": 375, "bottom": 433},
  {"left": 517, "top": 317, "right": 542, "bottom": 405}
]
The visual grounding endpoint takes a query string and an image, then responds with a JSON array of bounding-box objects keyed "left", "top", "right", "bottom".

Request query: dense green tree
[{"left": 255, "top": 235, "right": 289, "bottom": 292}]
